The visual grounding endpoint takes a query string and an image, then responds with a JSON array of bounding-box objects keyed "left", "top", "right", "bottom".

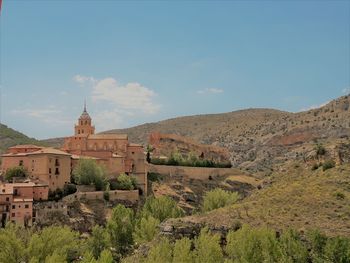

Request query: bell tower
[{"left": 74, "top": 101, "right": 95, "bottom": 136}]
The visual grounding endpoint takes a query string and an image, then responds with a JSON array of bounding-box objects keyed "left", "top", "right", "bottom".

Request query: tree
[
  {"left": 141, "top": 196, "right": 183, "bottom": 222},
  {"left": 106, "top": 204, "right": 134, "bottom": 255},
  {"left": 0, "top": 224, "right": 26, "bottom": 263},
  {"left": 5, "top": 166, "right": 28, "bottom": 181},
  {"left": 72, "top": 159, "right": 107, "bottom": 190},
  {"left": 87, "top": 225, "right": 111, "bottom": 259},
  {"left": 202, "top": 188, "right": 239, "bottom": 212},
  {"left": 324, "top": 236, "right": 350, "bottom": 263},
  {"left": 44, "top": 251, "right": 67, "bottom": 263},
  {"left": 173, "top": 237, "right": 193, "bottom": 263},
  {"left": 193, "top": 227, "right": 223, "bottom": 263},
  {"left": 145, "top": 238, "right": 173, "bottom": 263},
  {"left": 28, "top": 226, "right": 81, "bottom": 262},
  {"left": 98, "top": 250, "right": 114, "bottom": 263},
  {"left": 134, "top": 216, "right": 160, "bottom": 244},
  {"left": 146, "top": 144, "right": 154, "bottom": 163},
  {"left": 279, "top": 229, "right": 308, "bottom": 263},
  {"left": 225, "top": 225, "right": 281, "bottom": 263}
]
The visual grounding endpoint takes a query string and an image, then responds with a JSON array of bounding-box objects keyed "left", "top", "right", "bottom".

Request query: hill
[
  {"left": 160, "top": 163, "right": 350, "bottom": 238},
  {"left": 0, "top": 124, "right": 45, "bottom": 154}
]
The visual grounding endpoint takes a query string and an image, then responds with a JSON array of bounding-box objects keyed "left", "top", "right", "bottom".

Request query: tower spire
[{"left": 84, "top": 99, "right": 87, "bottom": 112}]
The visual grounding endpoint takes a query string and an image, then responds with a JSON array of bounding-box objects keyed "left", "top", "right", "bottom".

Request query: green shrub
[
  {"left": 115, "top": 174, "right": 136, "bottom": 190},
  {"left": 133, "top": 216, "right": 159, "bottom": 244},
  {"left": 202, "top": 188, "right": 239, "bottom": 212},
  {"left": 193, "top": 227, "right": 223, "bottom": 263},
  {"left": 5, "top": 166, "right": 28, "bottom": 181},
  {"left": 147, "top": 172, "right": 162, "bottom": 182},
  {"left": 142, "top": 196, "right": 183, "bottom": 222},
  {"left": 145, "top": 238, "right": 173, "bottom": 263},
  {"left": 335, "top": 191, "right": 345, "bottom": 200},
  {"left": 322, "top": 160, "right": 335, "bottom": 171},
  {"left": 63, "top": 184, "right": 77, "bottom": 197},
  {"left": 173, "top": 237, "right": 193, "bottom": 263}
]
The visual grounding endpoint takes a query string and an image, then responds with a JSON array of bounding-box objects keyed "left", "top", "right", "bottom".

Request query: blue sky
[{"left": 0, "top": 0, "right": 349, "bottom": 139}]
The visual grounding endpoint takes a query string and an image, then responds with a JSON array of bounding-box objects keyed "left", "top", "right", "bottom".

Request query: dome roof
[{"left": 79, "top": 102, "right": 91, "bottom": 120}]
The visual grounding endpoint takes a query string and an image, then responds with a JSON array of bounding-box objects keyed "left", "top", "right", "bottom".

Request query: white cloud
[
  {"left": 197, "top": 88, "right": 224, "bottom": 94},
  {"left": 342, "top": 87, "right": 350, "bottom": 94},
  {"left": 11, "top": 108, "right": 71, "bottom": 126},
  {"left": 73, "top": 75, "right": 96, "bottom": 86},
  {"left": 93, "top": 110, "right": 125, "bottom": 131},
  {"left": 91, "top": 77, "right": 160, "bottom": 114}
]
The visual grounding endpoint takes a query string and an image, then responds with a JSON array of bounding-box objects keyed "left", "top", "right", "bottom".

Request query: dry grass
[{"left": 184, "top": 163, "right": 350, "bottom": 237}]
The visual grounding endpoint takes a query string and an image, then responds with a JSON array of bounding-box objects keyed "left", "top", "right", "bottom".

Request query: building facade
[
  {"left": 62, "top": 105, "right": 147, "bottom": 194},
  {"left": 0, "top": 181, "right": 49, "bottom": 227}
]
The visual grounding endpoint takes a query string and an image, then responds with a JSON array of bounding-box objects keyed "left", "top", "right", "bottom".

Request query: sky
[{"left": 0, "top": 0, "right": 349, "bottom": 139}]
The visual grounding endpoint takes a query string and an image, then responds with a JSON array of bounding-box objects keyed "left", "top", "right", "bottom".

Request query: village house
[
  {"left": 1, "top": 145, "right": 72, "bottom": 191},
  {"left": 62, "top": 104, "right": 147, "bottom": 195},
  {"left": 0, "top": 181, "right": 49, "bottom": 227}
]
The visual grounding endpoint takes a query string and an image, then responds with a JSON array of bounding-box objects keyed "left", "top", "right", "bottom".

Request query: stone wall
[{"left": 62, "top": 189, "right": 139, "bottom": 203}]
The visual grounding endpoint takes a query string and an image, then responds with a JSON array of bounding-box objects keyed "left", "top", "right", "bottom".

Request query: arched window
[{"left": 78, "top": 130, "right": 80, "bottom": 134}]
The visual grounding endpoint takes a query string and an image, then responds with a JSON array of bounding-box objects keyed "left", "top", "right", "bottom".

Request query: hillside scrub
[
  {"left": 151, "top": 150, "right": 232, "bottom": 168},
  {"left": 72, "top": 159, "right": 107, "bottom": 190},
  {"left": 202, "top": 188, "right": 239, "bottom": 212},
  {"left": 113, "top": 173, "right": 137, "bottom": 190}
]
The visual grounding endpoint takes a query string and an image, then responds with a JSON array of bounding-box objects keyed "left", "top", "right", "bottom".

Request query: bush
[
  {"left": 202, "top": 188, "right": 239, "bottom": 212},
  {"left": 133, "top": 216, "right": 160, "bottom": 244},
  {"left": 142, "top": 196, "right": 183, "bottom": 222},
  {"left": 63, "top": 184, "right": 77, "bottom": 197},
  {"left": 322, "top": 160, "right": 335, "bottom": 171},
  {"left": 147, "top": 172, "right": 162, "bottom": 182},
  {"left": 72, "top": 159, "right": 107, "bottom": 190},
  {"left": 5, "top": 166, "right": 28, "bottom": 181},
  {"left": 335, "top": 191, "right": 345, "bottom": 200},
  {"left": 194, "top": 227, "right": 223, "bottom": 263},
  {"left": 115, "top": 174, "right": 136, "bottom": 190},
  {"left": 315, "top": 143, "right": 326, "bottom": 156}
]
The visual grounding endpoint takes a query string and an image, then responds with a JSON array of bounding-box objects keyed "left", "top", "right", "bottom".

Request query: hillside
[
  {"left": 0, "top": 124, "right": 45, "bottom": 154},
  {"left": 161, "top": 163, "right": 350, "bottom": 238}
]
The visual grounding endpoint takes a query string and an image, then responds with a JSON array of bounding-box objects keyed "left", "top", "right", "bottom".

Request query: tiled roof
[{"left": 29, "top": 148, "right": 71, "bottom": 156}]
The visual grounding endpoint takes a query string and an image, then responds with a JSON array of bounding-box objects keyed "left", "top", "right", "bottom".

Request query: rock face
[{"left": 149, "top": 132, "right": 231, "bottom": 164}]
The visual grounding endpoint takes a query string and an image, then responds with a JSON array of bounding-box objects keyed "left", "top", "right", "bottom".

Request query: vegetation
[
  {"left": 202, "top": 188, "right": 239, "bottom": 212},
  {"left": 151, "top": 150, "right": 232, "bottom": 168},
  {"left": 315, "top": 143, "right": 327, "bottom": 157},
  {"left": 141, "top": 196, "right": 184, "bottom": 222},
  {"left": 322, "top": 159, "right": 336, "bottom": 171},
  {"left": 72, "top": 159, "right": 107, "bottom": 190},
  {"left": 4, "top": 166, "right": 28, "bottom": 181},
  {"left": 114, "top": 173, "right": 137, "bottom": 190}
]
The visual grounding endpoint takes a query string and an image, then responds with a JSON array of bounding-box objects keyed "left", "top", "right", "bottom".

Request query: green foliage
[
  {"left": 44, "top": 251, "right": 67, "bottom": 263},
  {"left": 308, "top": 229, "right": 328, "bottom": 261},
  {"left": 142, "top": 196, "right": 183, "bottom": 222},
  {"left": 173, "top": 237, "right": 193, "bottom": 263},
  {"left": 151, "top": 149, "right": 232, "bottom": 168},
  {"left": 323, "top": 160, "right": 336, "bottom": 171},
  {"left": 0, "top": 224, "right": 26, "bottom": 263},
  {"left": 335, "top": 191, "right": 345, "bottom": 200},
  {"left": 115, "top": 173, "right": 136, "bottom": 190},
  {"left": 226, "top": 225, "right": 281, "bottom": 263},
  {"left": 202, "top": 188, "right": 239, "bottom": 212},
  {"left": 147, "top": 172, "right": 162, "bottom": 182},
  {"left": 193, "top": 227, "right": 223, "bottom": 263},
  {"left": 28, "top": 226, "right": 81, "bottom": 262},
  {"left": 98, "top": 249, "right": 114, "bottom": 263},
  {"left": 134, "top": 216, "right": 160, "bottom": 244},
  {"left": 106, "top": 204, "right": 134, "bottom": 255},
  {"left": 63, "top": 183, "right": 77, "bottom": 196},
  {"left": 279, "top": 229, "right": 308, "bottom": 262},
  {"left": 324, "top": 236, "right": 350, "bottom": 263},
  {"left": 48, "top": 188, "right": 63, "bottom": 201},
  {"left": 315, "top": 143, "right": 326, "bottom": 156},
  {"left": 87, "top": 225, "right": 111, "bottom": 259},
  {"left": 145, "top": 238, "right": 173, "bottom": 263},
  {"left": 72, "top": 159, "right": 107, "bottom": 190},
  {"left": 5, "top": 166, "right": 28, "bottom": 181}
]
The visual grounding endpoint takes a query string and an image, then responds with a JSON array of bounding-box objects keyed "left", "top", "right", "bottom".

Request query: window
[
  {"left": 6, "top": 197, "right": 9, "bottom": 202},
  {"left": 19, "top": 160, "right": 24, "bottom": 166},
  {"left": 55, "top": 168, "right": 59, "bottom": 175},
  {"left": 132, "top": 152, "right": 135, "bottom": 155},
  {"left": 55, "top": 159, "right": 60, "bottom": 166},
  {"left": 2, "top": 189, "right": 4, "bottom": 193},
  {"left": 12, "top": 205, "right": 15, "bottom": 209},
  {"left": 49, "top": 168, "right": 52, "bottom": 174},
  {"left": 25, "top": 204, "right": 29, "bottom": 209},
  {"left": 78, "top": 130, "right": 80, "bottom": 134},
  {"left": 82, "top": 129, "right": 84, "bottom": 133},
  {"left": 11, "top": 213, "right": 15, "bottom": 217}
]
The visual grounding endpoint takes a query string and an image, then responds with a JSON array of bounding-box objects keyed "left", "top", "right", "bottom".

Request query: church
[{"left": 62, "top": 104, "right": 147, "bottom": 195}]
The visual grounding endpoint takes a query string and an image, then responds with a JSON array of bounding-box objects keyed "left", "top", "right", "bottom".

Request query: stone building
[
  {"left": 62, "top": 104, "right": 147, "bottom": 194},
  {"left": 1, "top": 145, "right": 72, "bottom": 191},
  {"left": 0, "top": 181, "right": 49, "bottom": 226}
]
